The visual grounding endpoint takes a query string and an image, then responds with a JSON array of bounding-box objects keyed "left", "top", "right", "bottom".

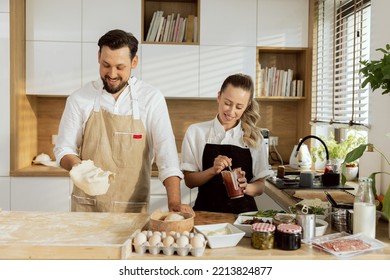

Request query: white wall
[{"left": 369, "top": 0, "right": 390, "bottom": 196}]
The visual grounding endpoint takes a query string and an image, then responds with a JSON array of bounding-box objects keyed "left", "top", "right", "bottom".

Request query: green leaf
[
  {"left": 382, "top": 184, "right": 390, "bottom": 220},
  {"left": 343, "top": 144, "right": 369, "bottom": 164}
]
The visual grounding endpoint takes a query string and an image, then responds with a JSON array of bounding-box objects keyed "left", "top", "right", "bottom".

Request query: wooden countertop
[
  {"left": 132, "top": 211, "right": 390, "bottom": 260},
  {"left": 0, "top": 210, "right": 388, "bottom": 260}
]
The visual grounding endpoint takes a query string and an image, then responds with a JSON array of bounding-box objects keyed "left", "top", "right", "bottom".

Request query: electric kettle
[{"left": 289, "top": 142, "right": 312, "bottom": 169}]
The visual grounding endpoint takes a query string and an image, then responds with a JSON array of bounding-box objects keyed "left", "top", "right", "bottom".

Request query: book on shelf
[
  {"left": 146, "top": 11, "right": 157, "bottom": 41},
  {"left": 162, "top": 14, "right": 172, "bottom": 42},
  {"left": 258, "top": 64, "right": 297, "bottom": 97},
  {"left": 168, "top": 18, "right": 176, "bottom": 42},
  {"left": 172, "top": 14, "right": 181, "bottom": 42},
  {"left": 185, "top": 15, "right": 195, "bottom": 43},
  {"left": 155, "top": 16, "right": 165, "bottom": 42},
  {"left": 178, "top": 18, "right": 187, "bottom": 42},
  {"left": 297, "top": 80, "right": 303, "bottom": 97},
  {"left": 148, "top": 11, "right": 163, "bottom": 42},
  {"left": 193, "top": 16, "right": 198, "bottom": 43}
]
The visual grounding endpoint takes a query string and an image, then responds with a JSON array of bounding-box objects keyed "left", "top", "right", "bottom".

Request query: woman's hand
[
  {"left": 212, "top": 155, "right": 232, "bottom": 175},
  {"left": 241, "top": 175, "right": 266, "bottom": 197}
]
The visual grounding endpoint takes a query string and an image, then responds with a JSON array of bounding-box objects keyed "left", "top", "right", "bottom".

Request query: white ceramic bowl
[
  {"left": 194, "top": 223, "right": 245, "bottom": 249},
  {"left": 233, "top": 213, "right": 273, "bottom": 237},
  {"left": 315, "top": 219, "right": 328, "bottom": 237}
]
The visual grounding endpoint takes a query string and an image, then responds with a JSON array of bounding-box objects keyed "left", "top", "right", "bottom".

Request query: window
[{"left": 312, "top": 0, "right": 371, "bottom": 128}]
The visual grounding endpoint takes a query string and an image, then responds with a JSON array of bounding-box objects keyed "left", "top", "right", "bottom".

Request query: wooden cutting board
[{"left": 0, "top": 211, "right": 149, "bottom": 260}]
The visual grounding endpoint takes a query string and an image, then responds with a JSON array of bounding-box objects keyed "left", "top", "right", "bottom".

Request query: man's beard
[{"left": 102, "top": 76, "right": 128, "bottom": 94}]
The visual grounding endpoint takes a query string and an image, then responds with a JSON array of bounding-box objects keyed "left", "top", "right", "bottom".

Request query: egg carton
[
  {"left": 130, "top": 230, "right": 207, "bottom": 257},
  {"left": 132, "top": 242, "right": 207, "bottom": 257}
]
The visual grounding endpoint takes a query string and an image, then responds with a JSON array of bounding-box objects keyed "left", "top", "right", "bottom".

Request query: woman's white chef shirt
[
  {"left": 54, "top": 77, "right": 183, "bottom": 182},
  {"left": 180, "top": 116, "right": 274, "bottom": 182}
]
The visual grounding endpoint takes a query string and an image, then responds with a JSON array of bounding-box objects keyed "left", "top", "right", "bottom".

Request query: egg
[
  {"left": 193, "top": 233, "right": 206, "bottom": 242},
  {"left": 148, "top": 234, "right": 161, "bottom": 247},
  {"left": 162, "top": 235, "right": 175, "bottom": 247},
  {"left": 133, "top": 232, "right": 147, "bottom": 245},
  {"left": 168, "top": 231, "right": 176, "bottom": 237},
  {"left": 190, "top": 235, "right": 205, "bottom": 248},
  {"left": 176, "top": 235, "right": 189, "bottom": 248},
  {"left": 181, "top": 230, "right": 190, "bottom": 237}
]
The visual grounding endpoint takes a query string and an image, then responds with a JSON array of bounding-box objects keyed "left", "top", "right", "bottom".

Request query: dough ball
[{"left": 164, "top": 213, "right": 185, "bottom": 221}]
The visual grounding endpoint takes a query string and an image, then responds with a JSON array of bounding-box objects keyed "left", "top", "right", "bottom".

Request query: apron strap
[
  {"left": 94, "top": 91, "right": 102, "bottom": 112},
  {"left": 130, "top": 78, "right": 140, "bottom": 120}
]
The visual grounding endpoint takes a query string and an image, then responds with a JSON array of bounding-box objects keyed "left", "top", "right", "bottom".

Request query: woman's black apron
[{"left": 193, "top": 143, "right": 258, "bottom": 214}]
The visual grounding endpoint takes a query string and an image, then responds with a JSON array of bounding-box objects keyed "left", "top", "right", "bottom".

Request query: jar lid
[
  {"left": 252, "top": 222, "right": 275, "bottom": 232},
  {"left": 277, "top": 223, "right": 302, "bottom": 234},
  {"left": 273, "top": 213, "right": 295, "bottom": 223}
]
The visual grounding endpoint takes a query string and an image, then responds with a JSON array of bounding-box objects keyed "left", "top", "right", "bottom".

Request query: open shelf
[
  {"left": 142, "top": 0, "right": 199, "bottom": 44},
  {"left": 256, "top": 47, "right": 309, "bottom": 99}
]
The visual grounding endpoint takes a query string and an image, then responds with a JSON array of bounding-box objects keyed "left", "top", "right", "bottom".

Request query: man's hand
[{"left": 69, "top": 160, "right": 114, "bottom": 196}]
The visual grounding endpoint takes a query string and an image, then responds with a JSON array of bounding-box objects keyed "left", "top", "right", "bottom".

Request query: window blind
[{"left": 312, "top": 0, "right": 371, "bottom": 128}]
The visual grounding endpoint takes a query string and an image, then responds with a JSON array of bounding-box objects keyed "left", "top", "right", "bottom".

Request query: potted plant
[
  {"left": 360, "top": 44, "right": 390, "bottom": 95},
  {"left": 341, "top": 143, "right": 390, "bottom": 221},
  {"left": 311, "top": 131, "right": 366, "bottom": 171}
]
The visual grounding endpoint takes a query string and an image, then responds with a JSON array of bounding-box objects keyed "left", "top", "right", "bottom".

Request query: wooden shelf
[
  {"left": 256, "top": 47, "right": 309, "bottom": 99},
  {"left": 142, "top": 0, "right": 199, "bottom": 44}
]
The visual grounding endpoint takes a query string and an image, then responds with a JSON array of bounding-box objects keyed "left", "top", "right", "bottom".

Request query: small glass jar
[
  {"left": 251, "top": 223, "right": 275, "bottom": 250},
  {"left": 275, "top": 223, "right": 302, "bottom": 250},
  {"left": 272, "top": 213, "right": 295, "bottom": 227}
]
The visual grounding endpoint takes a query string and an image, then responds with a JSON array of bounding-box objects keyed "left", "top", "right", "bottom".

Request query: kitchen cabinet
[
  {"left": 199, "top": 45, "right": 256, "bottom": 98},
  {"left": 26, "top": 41, "right": 82, "bottom": 95},
  {"left": 257, "top": 0, "right": 309, "bottom": 47},
  {"left": 200, "top": 0, "right": 256, "bottom": 46},
  {"left": 26, "top": 0, "right": 81, "bottom": 42},
  {"left": 0, "top": 0, "right": 8, "bottom": 12},
  {"left": 0, "top": 177, "right": 10, "bottom": 210},
  {"left": 10, "top": 177, "right": 71, "bottom": 212},
  {"left": 82, "top": 0, "right": 141, "bottom": 43},
  {"left": 0, "top": 10, "right": 10, "bottom": 176},
  {"left": 141, "top": 44, "right": 199, "bottom": 98},
  {"left": 26, "top": 0, "right": 142, "bottom": 95},
  {"left": 150, "top": 178, "right": 192, "bottom": 213}
]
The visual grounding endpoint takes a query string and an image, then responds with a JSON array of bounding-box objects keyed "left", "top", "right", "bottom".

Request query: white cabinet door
[
  {"left": 82, "top": 0, "right": 141, "bottom": 43},
  {"left": 0, "top": 0, "right": 8, "bottom": 12},
  {"left": 200, "top": 0, "right": 257, "bottom": 46},
  {"left": 0, "top": 12, "right": 10, "bottom": 176},
  {"left": 10, "top": 177, "right": 71, "bottom": 212},
  {"left": 199, "top": 46, "right": 256, "bottom": 98},
  {"left": 0, "top": 177, "right": 10, "bottom": 210},
  {"left": 149, "top": 178, "right": 191, "bottom": 213},
  {"left": 141, "top": 44, "right": 199, "bottom": 97},
  {"left": 26, "top": 41, "right": 82, "bottom": 95},
  {"left": 257, "top": 0, "right": 309, "bottom": 47},
  {"left": 26, "top": 0, "right": 81, "bottom": 42}
]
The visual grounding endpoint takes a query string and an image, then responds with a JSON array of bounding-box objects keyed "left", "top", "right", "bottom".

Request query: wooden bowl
[{"left": 149, "top": 211, "right": 194, "bottom": 233}]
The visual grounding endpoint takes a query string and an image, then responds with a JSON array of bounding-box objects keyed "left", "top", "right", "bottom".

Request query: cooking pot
[{"left": 330, "top": 204, "right": 353, "bottom": 233}]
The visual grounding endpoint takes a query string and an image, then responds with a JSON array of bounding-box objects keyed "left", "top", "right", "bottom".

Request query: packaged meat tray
[{"left": 311, "top": 232, "right": 387, "bottom": 258}]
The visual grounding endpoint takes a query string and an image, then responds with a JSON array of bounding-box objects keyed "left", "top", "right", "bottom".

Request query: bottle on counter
[{"left": 353, "top": 177, "right": 376, "bottom": 238}]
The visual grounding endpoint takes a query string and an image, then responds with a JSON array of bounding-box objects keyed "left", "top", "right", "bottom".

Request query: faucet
[{"left": 295, "top": 135, "right": 329, "bottom": 162}]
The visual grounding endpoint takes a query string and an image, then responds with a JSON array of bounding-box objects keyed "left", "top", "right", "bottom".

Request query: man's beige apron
[{"left": 71, "top": 82, "right": 151, "bottom": 213}]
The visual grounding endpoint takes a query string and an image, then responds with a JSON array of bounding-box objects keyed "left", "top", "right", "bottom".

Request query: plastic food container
[
  {"left": 251, "top": 223, "right": 275, "bottom": 250},
  {"left": 275, "top": 223, "right": 302, "bottom": 250}
]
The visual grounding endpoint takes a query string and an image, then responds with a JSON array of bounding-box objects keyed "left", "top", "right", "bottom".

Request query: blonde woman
[{"left": 181, "top": 74, "right": 273, "bottom": 214}]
